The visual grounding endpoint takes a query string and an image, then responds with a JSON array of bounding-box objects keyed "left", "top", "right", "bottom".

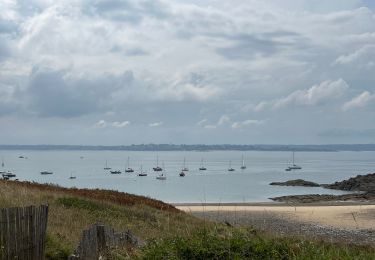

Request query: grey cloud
[
  {"left": 25, "top": 68, "right": 124, "bottom": 118},
  {"left": 215, "top": 31, "right": 309, "bottom": 59},
  {"left": 110, "top": 46, "right": 149, "bottom": 56},
  {"left": 0, "top": 19, "right": 18, "bottom": 35},
  {"left": 85, "top": 0, "right": 170, "bottom": 23},
  {"left": 0, "top": 37, "right": 11, "bottom": 61}
]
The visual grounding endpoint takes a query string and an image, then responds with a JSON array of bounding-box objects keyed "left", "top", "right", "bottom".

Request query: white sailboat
[
  {"left": 199, "top": 158, "right": 207, "bottom": 171},
  {"left": 138, "top": 165, "right": 147, "bottom": 176},
  {"left": 182, "top": 157, "right": 189, "bottom": 171},
  {"left": 125, "top": 156, "right": 134, "bottom": 173},
  {"left": 156, "top": 162, "right": 167, "bottom": 180},
  {"left": 240, "top": 155, "right": 246, "bottom": 170},
  {"left": 285, "top": 151, "right": 302, "bottom": 171},
  {"left": 104, "top": 160, "right": 111, "bottom": 170}
]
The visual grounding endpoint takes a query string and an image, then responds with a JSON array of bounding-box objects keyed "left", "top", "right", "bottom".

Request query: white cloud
[
  {"left": 95, "top": 120, "right": 130, "bottom": 128},
  {"left": 149, "top": 121, "right": 163, "bottom": 127},
  {"left": 112, "top": 121, "right": 130, "bottom": 128},
  {"left": 342, "top": 91, "right": 375, "bottom": 111},
  {"left": 196, "top": 119, "right": 207, "bottom": 126},
  {"left": 94, "top": 120, "right": 107, "bottom": 128},
  {"left": 217, "top": 115, "right": 231, "bottom": 126},
  {"left": 334, "top": 45, "right": 375, "bottom": 66},
  {"left": 254, "top": 79, "right": 349, "bottom": 111},
  {"left": 231, "top": 119, "right": 264, "bottom": 129}
]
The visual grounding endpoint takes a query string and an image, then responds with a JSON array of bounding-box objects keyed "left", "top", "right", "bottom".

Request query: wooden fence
[
  {"left": 69, "top": 224, "right": 141, "bottom": 259},
  {"left": 0, "top": 204, "right": 49, "bottom": 259}
]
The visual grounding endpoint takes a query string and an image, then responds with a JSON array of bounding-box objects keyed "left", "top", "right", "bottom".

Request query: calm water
[{"left": 1, "top": 150, "right": 374, "bottom": 203}]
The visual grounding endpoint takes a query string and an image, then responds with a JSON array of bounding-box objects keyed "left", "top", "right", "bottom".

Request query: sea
[{"left": 1, "top": 150, "right": 374, "bottom": 203}]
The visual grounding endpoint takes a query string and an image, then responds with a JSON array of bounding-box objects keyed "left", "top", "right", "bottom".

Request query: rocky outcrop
[
  {"left": 323, "top": 173, "right": 375, "bottom": 192},
  {"left": 270, "top": 192, "right": 375, "bottom": 203},
  {"left": 270, "top": 179, "right": 320, "bottom": 187}
]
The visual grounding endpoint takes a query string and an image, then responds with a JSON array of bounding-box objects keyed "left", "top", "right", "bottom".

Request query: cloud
[
  {"left": 149, "top": 121, "right": 163, "bottom": 127},
  {"left": 196, "top": 119, "right": 207, "bottom": 126},
  {"left": 342, "top": 91, "right": 375, "bottom": 110},
  {"left": 231, "top": 119, "right": 265, "bottom": 129},
  {"left": 94, "top": 120, "right": 130, "bottom": 128},
  {"left": 333, "top": 45, "right": 375, "bottom": 66},
  {"left": 254, "top": 79, "right": 349, "bottom": 111},
  {"left": 94, "top": 120, "right": 107, "bottom": 128},
  {"left": 112, "top": 121, "right": 130, "bottom": 128},
  {"left": 25, "top": 67, "right": 122, "bottom": 117},
  {"left": 217, "top": 115, "right": 231, "bottom": 126}
]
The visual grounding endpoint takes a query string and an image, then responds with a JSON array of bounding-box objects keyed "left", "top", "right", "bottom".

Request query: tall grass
[{"left": 1, "top": 180, "right": 374, "bottom": 259}]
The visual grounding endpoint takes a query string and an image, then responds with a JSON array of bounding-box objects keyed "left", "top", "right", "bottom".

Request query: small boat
[
  {"left": 110, "top": 170, "right": 122, "bottom": 174},
  {"left": 18, "top": 156, "right": 25, "bottom": 159},
  {"left": 104, "top": 160, "right": 111, "bottom": 170},
  {"left": 285, "top": 151, "right": 302, "bottom": 171},
  {"left": 182, "top": 157, "right": 189, "bottom": 171},
  {"left": 157, "top": 163, "right": 167, "bottom": 180},
  {"left": 156, "top": 173, "right": 167, "bottom": 180},
  {"left": 240, "top": 155, "right": 246, "bottom": 169},
  {"left": 138, "top": 165, "right": 147, "bottom": 176},
  {"left": 69, "top": 173, "right": 76, "bottom": 179},
  {"left": 125, "top": 156, "right": 134, "bottom": 173},
  {"left": 179, "top": 171, "right": 185, "bottom": 177},
  {"left": 199, "top": 158, "right": 207, "bottom": 171},
  {"left": 153, "top": 156, "right": 163, "bottom": 171},
  {"left": 228, "top": 161, "right": 235, "bottom": 172},
  {"left": 2, "top": 171, "right": 16, "bottom": 178},
  {"left": 41, "top": 171, "right": 53, "bottom": 175}
]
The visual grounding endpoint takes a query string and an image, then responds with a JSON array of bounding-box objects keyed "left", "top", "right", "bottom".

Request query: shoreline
[{"left": 173, "top": 201, "right": 375, "bottom": 207}]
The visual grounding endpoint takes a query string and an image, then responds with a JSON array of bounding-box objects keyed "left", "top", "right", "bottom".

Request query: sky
[{"left": 0, "top": 0, "right": 374, "bottom": 145}]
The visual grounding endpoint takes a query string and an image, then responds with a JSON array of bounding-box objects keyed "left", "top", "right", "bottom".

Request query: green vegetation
[
  {"left": 0, "top": 180, "right": 374, "bottom": 259},
  {"left": 138, "top": 228, "right": 375, "bottom": 259}
]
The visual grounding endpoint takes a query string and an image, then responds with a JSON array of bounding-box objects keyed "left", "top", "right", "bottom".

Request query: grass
[{"left": 1, "top": 179, "right": 375, "bottom": 259}]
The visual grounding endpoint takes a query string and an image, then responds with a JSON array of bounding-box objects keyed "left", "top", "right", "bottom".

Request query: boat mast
[{"left": 292, "top": 151, "right": 295, "bottom": 165}]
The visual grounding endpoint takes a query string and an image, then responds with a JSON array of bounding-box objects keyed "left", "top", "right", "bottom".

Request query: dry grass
[{"left": 0, "top": 180, "right": 209, "bottom": 257}]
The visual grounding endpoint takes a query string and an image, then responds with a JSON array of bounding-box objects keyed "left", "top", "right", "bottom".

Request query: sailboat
[
  {"left": 156, "top": 162, "right": 167, "bottom": 180},
  {"left": 240, "top": 155, "right": 246, "bottom": 170},
  {"left": 138, "top": 165, "right": 147, "bottom": 176},
  {"left": 125, "top": 156, "right": 134, "bottom": 173},
  {"left": 182, "top": 157, "right": 189, "bottom": 171},
  {"left": 153, "top": 156, "right": 163, "bottom": 171},
  {"left": 104, "top": 160, "right": 111, "bottom": 170},
  {"left": 228, "top": 160, "right": 235, "bottom": 171},
  {"left": 69, "top": 172, "right": 76, "bottom": 179},
  {"left": 199, "top": 158, "right": 207, "bottom": 171},
  {"left": 285, "top": 151, "right": 302, "bottom": 171}
]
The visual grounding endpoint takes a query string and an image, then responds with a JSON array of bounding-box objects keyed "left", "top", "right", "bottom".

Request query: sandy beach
[{"left": 176, "top": 203, "right": 375, "bottom": 230}]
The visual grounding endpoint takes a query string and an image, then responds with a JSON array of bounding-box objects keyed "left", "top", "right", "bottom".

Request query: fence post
[{"left": 0, "top": 205, "right": 49, "bottom": 259}]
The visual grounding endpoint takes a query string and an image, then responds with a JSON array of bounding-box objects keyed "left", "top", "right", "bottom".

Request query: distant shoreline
[{"left": 0, "top": 144, "right": 375, "bottom": 152}]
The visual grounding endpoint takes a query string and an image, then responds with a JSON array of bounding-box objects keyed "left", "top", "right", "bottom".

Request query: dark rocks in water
[
  {"left": 270, "top": 179, "right": 320, "bottom": 187},
  {"left": 270, "top": 192, "right": 375, "bottom": 203},
  {"left": 323, "top": 173, "right": 375, "bottom": 192}
]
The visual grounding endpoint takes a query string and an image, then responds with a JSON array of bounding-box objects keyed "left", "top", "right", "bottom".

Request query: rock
[
  {"left": 323, "top": 173, "right": 375, "bottom": 192},
  {"left": 270, "top": 192, "right": 375, "bottom": 203},
  {"left": 270, "top": 179, "right": 320, "bottom": 187}
]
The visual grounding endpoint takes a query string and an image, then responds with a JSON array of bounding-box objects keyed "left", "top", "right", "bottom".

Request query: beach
[{"left": 176, "top": 202, "right": 375, "bottom": 245}]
